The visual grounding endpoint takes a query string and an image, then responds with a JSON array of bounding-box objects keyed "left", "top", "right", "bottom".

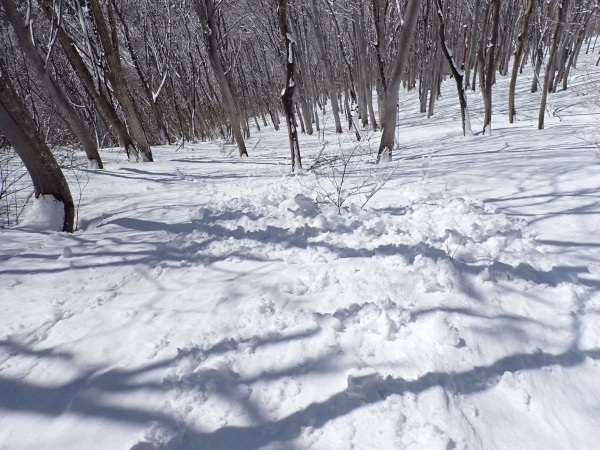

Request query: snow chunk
[{"left": 21, "top": 195, "right": 65, "bottom": 231}]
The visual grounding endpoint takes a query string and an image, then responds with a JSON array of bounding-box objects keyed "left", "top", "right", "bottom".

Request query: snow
[
  {"left": 2, "top": 53, "right": 600, "bottom": 450},
  {"left": 19, "top": 194, "right": 65, "bottom": 231}
]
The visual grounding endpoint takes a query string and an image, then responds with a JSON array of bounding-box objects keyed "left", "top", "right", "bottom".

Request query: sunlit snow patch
[{"left": 20, "top": 194, "right": 65, "bottom": 231}]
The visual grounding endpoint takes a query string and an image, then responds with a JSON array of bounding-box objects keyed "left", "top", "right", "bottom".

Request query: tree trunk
[
  {"left": 531, "top": 45, "right": 544, "bottom": 93},
  {"left": 353, "top": 3, "right": 377, "bottom": 129},
  {"left": 478, "top": 0, "right": 500, "bottom": 135},
  {"left": 278, "top": 0, "right": 302, "bottom": 171},
  {"left": 38, "top": 0, "right": 138, "bottom": 160},
  {"left": 377, "top": 0, "right": 421, "bottom": 163},
  {"left": 0, "top": 64, "right": 74, "bottom": 232},
  {"left": 539, "top": 0, "right": 569, "bottom": 130},
  {"left": 113, "top": 2, "right": 172, "bottom": 145},
  {"left": 87, "top": 0, "right": 153, "bottom": 162},
  {"left": 436, "top": 0, "right": 470, "bottom": 136},
  {"left": 192, "top": 0, "right": 247, "bottom": 157},
  {"left": 1, "top": 0, "right": 103, "bottom": 169},
  {"left": 310, "top": 0, "right": 342, "bottom": 133},
  {"left": 464, "top": 0, "right": 482, "bottom": 90},
  {"left": 509, "top": 0, "right": 535, "bottom": 123}
]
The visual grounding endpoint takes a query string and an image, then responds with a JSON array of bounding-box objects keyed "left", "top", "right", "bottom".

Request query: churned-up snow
[{"left": 1, "top": 54, "right": 600, "bottom": 450}]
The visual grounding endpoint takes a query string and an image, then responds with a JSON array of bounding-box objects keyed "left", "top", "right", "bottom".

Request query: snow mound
[{"left": 20, "top": 194, "right": 65, "bottom": 231}]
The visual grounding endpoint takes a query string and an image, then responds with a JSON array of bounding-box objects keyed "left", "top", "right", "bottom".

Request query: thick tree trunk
[
  {"left": 509, "top": 0, "right": 535, "bottom": 123},
  {"left": 1, "top": 0, "right": 103, "bottom": 169},
  {"left": 0, "top": 65, "right": 74, "bottom": 232},
  {"left": 38, "top": 0, "right": 138, "bottom": 159},
  {"left": 88, "top": 0, "right": 153, "bottom": 162},
  {"left": 377, "top": 0, "right": 421, "bottom": 163},
  {"left": 192, "top": 0, "right": 247, "bottom": 157}
]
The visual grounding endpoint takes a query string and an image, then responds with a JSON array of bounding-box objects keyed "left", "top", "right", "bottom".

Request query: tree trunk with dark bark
[
  {"left": 436, "top": 0, "right": 470, "bottom": 136},
  {"left": 278, "top": 0, "right": 302, "bottom": 171},
  {"left": 1, "top": 0, "right": 103, "bottom": 168},
  {"left": 0, "top": 63, "right": 74, "bottom": 232},
  {"left": 539, "top": 0, "right": 569, "bottom": 130},
  {"left": 88, "top": 0, "right": 153, "bottom": 161},
  {"left": 377, "top": 0, "right": 421, "bottom": 163},
  {"left": 193, "top": 0, "right": 247, "bottom": 157},
  {"left": 509, "top": 0, "right": 535, "bottom": 123}
]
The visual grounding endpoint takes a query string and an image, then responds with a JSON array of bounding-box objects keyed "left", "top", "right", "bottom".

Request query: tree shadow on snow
[
  {"left": 135, "top": 345, "right": 600, "bottom": 450},
  {"left": 2, "top": 330, "right": 599, "bottom": 450}
]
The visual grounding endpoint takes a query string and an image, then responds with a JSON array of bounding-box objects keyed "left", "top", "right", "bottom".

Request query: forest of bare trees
[{"left": 1, "top": 0, "right": 599, "bottom": 231}]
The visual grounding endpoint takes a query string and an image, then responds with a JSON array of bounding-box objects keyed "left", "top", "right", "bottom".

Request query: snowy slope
[{"left": 1, "top": 53, "right": 600, "bottom": 450}]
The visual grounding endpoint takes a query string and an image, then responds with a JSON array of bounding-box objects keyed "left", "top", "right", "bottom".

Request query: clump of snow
[{"left": 20, "top": 194, "right": 64, "bottom": 231}]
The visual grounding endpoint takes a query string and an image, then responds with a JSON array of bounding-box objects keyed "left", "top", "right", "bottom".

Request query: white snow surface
[
  {"left": 2, "top": 53, "right": 600, "bottom": 450},
  {"left": 20, "top": 194, "right": 65, "bottom": 231}
]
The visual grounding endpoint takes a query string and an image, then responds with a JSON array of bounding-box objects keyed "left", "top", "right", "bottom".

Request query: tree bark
[
  {"left": 278, "top": 0, "right": 302, "bottom": 171},
  {"left": 478, "top": 0, "right": 500, "bottom": 135},
  {"left": 87, "top": 0, "right": 153, "bottom": 162},
  {"left": 0, "top": 63, "right": 74, "bottom": 232},
  {"left": 509, "top": 0, "right": 535, "bottom": 123},
  {"left": 1, "top": 0, "right": 103, "bottom": 169},
  {"left": 539, "top": 0, "right": 569, "bottom": 130},
  {"left": 377, "top": 0, "right": 421, "bottom": 163},
  {"left": 436, "top": 0, "right": 470, "bottom": 136},
  {"left": 38, "top": 0, "right": 138, "bottom": 159},
  {"left": 310, "top": 0, "right": 342, "bottom": 133},
  {"left": 192, "top": 0, "right": 247, "bottom": 157}
]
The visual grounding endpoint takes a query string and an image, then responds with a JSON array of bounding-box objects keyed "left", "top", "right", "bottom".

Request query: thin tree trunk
[
  {"left": 509, "top": 0, "right": 535, "bottom": 123},
  {"left": 310, "top": 0, "right": 342, "bottom": 133},
  {"left": 464, "top": 0, "right": 481, "bottom": 90},
  {"left": 278, "top": 0, "right": 302, "bottom": 171},
  {"left": 113, "top": 2, "right": 171, "bottom": 145},
  {"left": 436, "top": 0, "right": 470, "bottom": 136},
  {"left": 539, "top": 0, "right": 569, "bottom": 130},
  {"left": 531, "top": 45, "right": 543, "bottom": 92},
  {"left": 478, "top": 0, "right": 500, "bottom": 135}
]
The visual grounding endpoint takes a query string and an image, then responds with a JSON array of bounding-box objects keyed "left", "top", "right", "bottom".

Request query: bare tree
[
  {"left": 436, "top": 0, "right": 471, "bottom": 136},
  {"left": 0, "top": 58, "right": 74, "bottom": 231},
  {"left": 539, "top": 0, "right": 569, "bottom": 130},
  {"left": 193, "top": 0, "right": 248, "bottom": 157},
  {"left": 377, "top": 0, "right": 421, "bottom": 163},
  {"left": 87, "top": 0, "right": 154, "bottom": 161},
  {"left": 509, "top": 0, "right": 536, "bottom": 123},
  {"left": 309, "top": 0, "right": 342, "bottom": 134},
  {"left": 278, "top": 0, "right": 302, "bottom": 171},
  {"left": 37, "top": 0, "right": 140, "bottom": 160},
  {"left": 477, "top": 0, "right": 500, "bottom": 135},
  {"left": 0, "top": 0, "right": 103, "bottom": 168}
]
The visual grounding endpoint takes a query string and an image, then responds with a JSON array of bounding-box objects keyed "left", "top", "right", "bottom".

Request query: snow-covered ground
[{"left": 2, "top": 53, "right": 600, "bottom": 450}]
